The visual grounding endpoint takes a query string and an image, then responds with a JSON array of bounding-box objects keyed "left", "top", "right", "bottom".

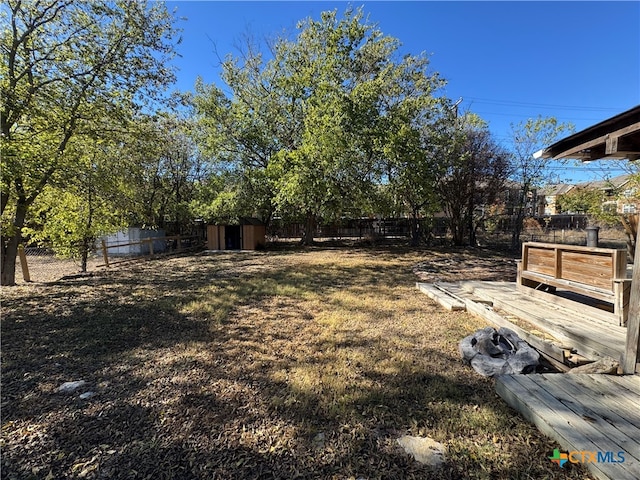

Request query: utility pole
[{"left": 452, "top": 97, "right": 463, "bottom": 118}]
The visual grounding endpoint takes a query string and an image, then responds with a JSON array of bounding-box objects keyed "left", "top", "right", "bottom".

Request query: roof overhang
[{"left": 535, "top": 105, "right": 640, "bottom": 161}]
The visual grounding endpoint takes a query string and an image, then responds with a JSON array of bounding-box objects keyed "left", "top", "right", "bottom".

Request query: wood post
[
  {"left": 553, "top": 246, "right": 562, "bottom": 279},
  {"left": 147, "top": 238, "right": 154, "bottom": 256},
  {"left": 613, "top": 279, "right": 632, "bottom": 327},
  {"left": 621, "top": 225, "right": 640, "bottom": 374},
  {"left": 177, "top": 235, "right": 181, "bottom": 251},
  {"left": 17, "top": 245, "right": 30, "bottom": 282},
  {"left": 101, "top": 240, "right": 110, "bottom": 267},
  {"left": 521, "top": 243, "right": 529, "bottom": 271}
]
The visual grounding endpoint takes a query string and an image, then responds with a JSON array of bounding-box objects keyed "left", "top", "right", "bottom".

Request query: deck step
[{"left": 416, "top": 283, "right": 466, "bottom": 311}]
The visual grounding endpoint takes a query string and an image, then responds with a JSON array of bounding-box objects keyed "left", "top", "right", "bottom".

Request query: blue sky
[{"left": 165, "top": 1, "right": 640, "bottom": 182}]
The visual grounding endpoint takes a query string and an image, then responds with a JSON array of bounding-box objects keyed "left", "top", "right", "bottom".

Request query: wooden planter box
[{"left": 517, "top": 242, "right": 631, "bottom": 326}]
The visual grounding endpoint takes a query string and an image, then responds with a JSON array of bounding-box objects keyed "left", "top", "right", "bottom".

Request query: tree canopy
[
  {"left": 1, "top": 0, "right": 180, "bottom": 284},
  {"left": 437, "top": 112, "right": 510, "bottom": 246},
  {"left": 1, "top": 3, "right": 583, "bottom": 283},
  {"left": 192, "top": 6, "right": 450, "bottom": 244},
  {"left": 507, "top": 117, "right": 574, "bottom": 248}
]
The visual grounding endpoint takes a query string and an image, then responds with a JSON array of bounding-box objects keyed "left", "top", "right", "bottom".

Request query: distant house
[
  {"left": 206, "top": 218, "right": 266, "bottom": 250},
  {"left": 536, "top": 184, "right": 574, "bottom": 216},
  {"left": 534, "top": 174, "right": 639, "bottom": 216},
  {"left": 575, "top": 174, "right": 639, "bottom": 214},
  {"left": 498, "top": 180, "right": 537, "bottom": 217}
]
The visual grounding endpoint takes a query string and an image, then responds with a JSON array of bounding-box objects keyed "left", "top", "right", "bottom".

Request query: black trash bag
[{"left": 459, "top": 326, "right": 540, "bottom": 377}]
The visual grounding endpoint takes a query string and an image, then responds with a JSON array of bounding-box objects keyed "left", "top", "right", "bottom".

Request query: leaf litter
[{"left": 1, "top": 246, "right": 588, "bottom": 479}]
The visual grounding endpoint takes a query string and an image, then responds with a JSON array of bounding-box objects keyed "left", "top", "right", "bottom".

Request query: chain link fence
[
  {"left": 14, "top": 247, "right": 103, "bottom": 284},
  {"left": 478, "top": 228, "right": 629, "bottom": 250},
  {"left": 14, "top": 235, "right": 205, "bottom": 284}
]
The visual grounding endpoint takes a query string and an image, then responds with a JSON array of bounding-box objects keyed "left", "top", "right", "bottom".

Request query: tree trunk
[
  {"left": 450, "top": 217, "right": 465, "bottom": 246},
  {"left": 1, "top": 190, "right": 8, "bottom": 216},
  {"left": 468, "top": 191, "right": 476, "bottom": 247},
  {"left": 300, "top": 212, "right": 316, "bottom": 246},
  {"left": 80, "top": 188, "right": 95, "bottom": 273},
  {"left": 80, "top": 237, "right": 91, "bottom": 273},
  {"left": 511, "top": 208, "right": 525, "bottom": 251},
  {"left": 410, "top": 209, "right": 421, "bottom": 247},
  {"left": 1, "top": 199, "right": 28, "bottom": 286},
  {"left": 511, "top": 187, "right": 529, "bottom": 250},
  {"left": 467, "top": 161, "right": 476, "bottom": 247},
  {"left": 621, "top": 214, "right": 638, "bottom": 263}
]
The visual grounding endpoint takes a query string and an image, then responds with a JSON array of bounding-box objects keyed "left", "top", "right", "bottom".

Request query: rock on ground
[
  {"left": 56, "top": 380, "right": 87, "bottom": 393},
  {"left": 396, "top": 435, "right": 446, "bottom": 468}
]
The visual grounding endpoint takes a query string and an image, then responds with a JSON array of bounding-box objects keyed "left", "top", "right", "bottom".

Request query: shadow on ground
[{"left": 1, "top": 247, "right": 586, "bottom": 479}]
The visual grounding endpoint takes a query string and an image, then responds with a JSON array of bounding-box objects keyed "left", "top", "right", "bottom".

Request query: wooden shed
[{"left": 206, "top": 218, "right": 266, "bottom": 251}]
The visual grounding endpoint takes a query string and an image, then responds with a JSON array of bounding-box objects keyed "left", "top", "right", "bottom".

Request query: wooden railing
[
  {"left": 517, "top": 241, "right": 640, "bottom": 373},
  {"left": 517, "top": 242, "right": 631, "bottom": 326}
]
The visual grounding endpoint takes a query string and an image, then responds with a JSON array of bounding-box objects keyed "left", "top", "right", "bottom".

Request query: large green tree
[
  {"left": 191, "top": 41, "right": 281, "bottom": 226},
  {"left": 1, "top": 0, "right": 179, "bottom": 285},
  {"left": 193, "top": 7, "right": 446, "bottom": 244},
  {"left": 266, "top": 8, "right": 387, "bottom": 243},
  {"left": 380, "top": 88, "right": 449, "bottom": 246},
  {"left": 123, "top": 113, "right": 206, "bottom": 232},
  {"left": 23, "top": 136, "right": 133, "bottom": 271}
]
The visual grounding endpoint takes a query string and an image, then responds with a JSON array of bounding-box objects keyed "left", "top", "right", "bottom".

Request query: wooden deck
[
  {"left": 418, "top": 280, "right": 640, "bottom": 479},
  {"left": 419, "top": 281, "right": 628, "bottom": 364},
  {"left": 496, "top": 373, "right": 640, "bottom": 480}
]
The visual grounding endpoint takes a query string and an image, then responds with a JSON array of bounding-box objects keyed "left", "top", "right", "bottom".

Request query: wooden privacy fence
[{"left": 99, "top": 235, "right": 203, "bottom": 267}]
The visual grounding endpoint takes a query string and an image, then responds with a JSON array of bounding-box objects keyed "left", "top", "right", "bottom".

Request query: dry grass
[{"left": 1, "top": 246, "right": 590, "bottom": 479}]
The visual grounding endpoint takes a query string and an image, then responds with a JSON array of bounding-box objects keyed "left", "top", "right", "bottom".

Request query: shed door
[{"left": 225, "top": 225, "right": 242, "bottom": 250}]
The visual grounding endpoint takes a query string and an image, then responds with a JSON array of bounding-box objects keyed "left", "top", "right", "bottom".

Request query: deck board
[
  {"left": 474, "top": 285, "right": 625, "bottom": 342},
  {"left": 416, "top": 282, "right": 465, "bottom": 311},
  {"left": 606, "top": 374, "right": 640, "bottom": 396},
  {"left": 496, "top": 374, "right": 640, "bottom": 480},
  {"left": 539, "top": 375, "right": 640, "bottom": 461},
  {"left": 454, "top": 281, "right": 627, "bottom": 361},
  {"left": 567, "top": 375, "right": 640, "bottom": 432}
]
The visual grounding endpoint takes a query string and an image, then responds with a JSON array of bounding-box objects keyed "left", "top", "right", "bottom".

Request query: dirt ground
[{"left": 1, "top": 245, "right": 590, "bottom": 479}]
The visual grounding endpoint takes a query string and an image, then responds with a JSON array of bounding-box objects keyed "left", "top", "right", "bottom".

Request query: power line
[
  {"left": 543, "top": 166, "right": 629, "bottom": 171},
  {"left": 464, "top": 97, "right": 627, "bottom": 112},
  {"left": 471, "top": 110, "right": 605, "bottom": 122}
]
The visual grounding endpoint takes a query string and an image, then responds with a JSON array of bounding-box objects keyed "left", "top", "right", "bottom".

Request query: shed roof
[
  {"left": 240, "top": 217, "right": 266, "bottom": 226},
  {"left": 535, "top": 105, "right": 640, "bottom": 161},
  {"left": 209, "top": 217, "right": 266, "bottom": 226}
]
